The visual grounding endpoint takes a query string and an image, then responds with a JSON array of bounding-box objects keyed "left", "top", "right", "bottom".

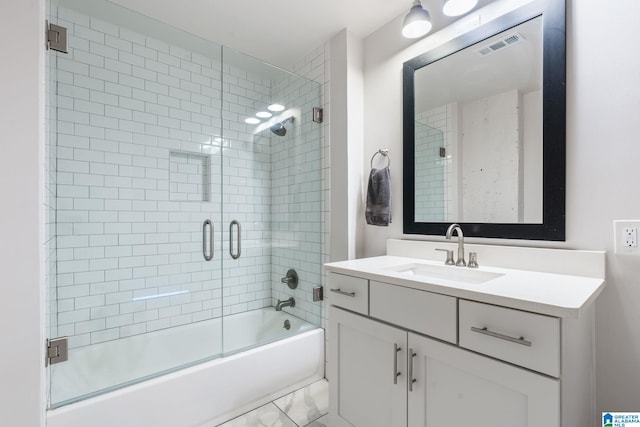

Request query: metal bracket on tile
[
  {"left": 46, "top": 336, "right": 68, "bottom": 366},
  {"left": 46, "top": 20, "right": 68, "bottom": 53},
  {"left": 312, "top": 107, "right": 323, "bottom": 123},
  {"left": 313, "top": 286, "right": 324, "bottom": 301}
]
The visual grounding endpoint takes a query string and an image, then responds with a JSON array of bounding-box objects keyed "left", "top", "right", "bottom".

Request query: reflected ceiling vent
[{"left": 475, "top": 32, "right": 524, "bottom": 57}]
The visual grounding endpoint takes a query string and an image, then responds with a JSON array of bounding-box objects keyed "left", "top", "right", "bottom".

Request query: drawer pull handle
[
  {"left": 393, "top": 344, "right": 401, "bottom": 384},
  {"left": 408, "top": 349, "right": 417, "bottom": 392},
  {"left": 330, "top": 288, "right": 356, "bottom": 297},
  {"left": 470, "top": 326, "right": 532, "bottom": 347}
]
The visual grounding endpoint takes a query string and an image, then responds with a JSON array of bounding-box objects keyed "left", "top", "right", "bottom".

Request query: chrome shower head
[{"left": 270, "top": 116, "right": 293, "bottom": 136}]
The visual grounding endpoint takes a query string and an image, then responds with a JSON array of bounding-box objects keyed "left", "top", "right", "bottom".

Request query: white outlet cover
[
  {"left": 624, "top": 227, "right": 638, "bottom": 247},
  {"left": 614, "top": 220, "right": 640, "bottom": 255}
]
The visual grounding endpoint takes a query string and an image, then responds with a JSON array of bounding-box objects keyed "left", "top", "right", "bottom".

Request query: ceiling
[
  {"left": 415, "top": 15, "right": 542, "bottom": 112},
  {"left": 107, "top": 0, "right": 495, "bottom": 69}
]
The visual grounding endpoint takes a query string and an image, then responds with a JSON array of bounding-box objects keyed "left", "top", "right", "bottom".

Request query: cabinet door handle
[
  {"left": 408, "top": 349, "right": 417, "bottom": 392},
  {"left": 330, "top": 288, "right": 356, "bottom": 297},
  {"left": 393, "top": 344, "right": 401, "bottom": 384},
  {"left": 470, "top": 326, "right": 532, "bottom": 347}
]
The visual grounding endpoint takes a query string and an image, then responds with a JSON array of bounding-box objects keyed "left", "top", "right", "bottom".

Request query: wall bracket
[
  {"left": 46, "top": 336, "right": 68, "bottom": 366},
  {"left": 46, "top": 20, "right": 68, "bottom": 53},
  {"left": 312, "top": 107, "right": 323, "bottom": 123}
]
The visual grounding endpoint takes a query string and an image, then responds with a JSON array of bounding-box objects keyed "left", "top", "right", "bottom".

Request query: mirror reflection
[{"left": 414, "top": 16, "right": 542, "bottom": 224}]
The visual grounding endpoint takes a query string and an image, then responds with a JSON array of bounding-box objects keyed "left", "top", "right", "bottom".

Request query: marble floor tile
[
  {"left": 273, "top": 379, "right": 329, "bottom": 427},
  {"left": 303, "top": 414, "right": 330, "bottom": 427},
  {"left": 217, "top": 403, "right": 297, "bottom": 427}
]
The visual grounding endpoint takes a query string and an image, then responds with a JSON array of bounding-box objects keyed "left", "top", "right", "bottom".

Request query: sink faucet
[
  {"left": 445, "top": 223, "right": 466, "bottom": 267},
  {"left": 275, "top": 297, "right": 295, "bottom": 311}
]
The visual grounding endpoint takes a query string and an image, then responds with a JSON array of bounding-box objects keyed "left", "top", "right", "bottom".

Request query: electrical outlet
[
  {"left": 614, "top": 220, "right": 640, "bottom": 255},
  {"left": 623, "top": 227, "right": 637, "bottom": 247}
]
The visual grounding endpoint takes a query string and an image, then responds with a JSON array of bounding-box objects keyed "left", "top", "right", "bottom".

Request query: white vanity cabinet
[
  {"left": 407, "top": 330, "right": 559, "bottom": 427},
  {"left": 329, "top": 304, "right": 560, "bottom": 427},
  {"left": 329, "top": 306, "right": 407, "bottom": 427},
  {"left": 326, "top": 242, "right": 605, "bottom": 427},
  {"left": 326, "top": 258, "right": 603, "bottom": 427}
]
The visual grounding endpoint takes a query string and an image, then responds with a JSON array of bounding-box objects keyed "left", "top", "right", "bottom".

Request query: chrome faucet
[
  {"left": 445, "top": 223, "right": 466, "bottom": 267},
  {"left": 275, "top": 297, "right": 295, "bottom": 311}
]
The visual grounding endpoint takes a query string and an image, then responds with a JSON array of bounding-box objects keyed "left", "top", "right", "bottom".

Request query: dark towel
[{"left": 365, "top": 167, "right": 392, "bottom": 226}]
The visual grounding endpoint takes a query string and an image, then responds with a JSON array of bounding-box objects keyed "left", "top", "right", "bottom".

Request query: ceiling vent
[{"left": 475, "top": 32, "right": 524, "bottom": 57}]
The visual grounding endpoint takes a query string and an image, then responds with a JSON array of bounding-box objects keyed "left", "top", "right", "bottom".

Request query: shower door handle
[
  {"left": 203, "top": 219, "right": 214, "bottom": 261},
  {"left": 229, "top": 220, "right": 241, "bottom": 259}
]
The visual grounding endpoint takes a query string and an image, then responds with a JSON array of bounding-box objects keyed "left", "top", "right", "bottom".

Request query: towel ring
[{"left": 371, "top": 149, "right": 390, "bottom": 169}]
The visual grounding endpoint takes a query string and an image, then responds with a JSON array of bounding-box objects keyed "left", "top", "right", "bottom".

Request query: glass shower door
[
  {"left": 47, "top": 0, "right": 325, "bottom": 408},
  {"left": 220, "top": 48, "right": 324, "bottom": 355},
  {"left": 48, "top": 0, "right": 225, "bottom": 407}
]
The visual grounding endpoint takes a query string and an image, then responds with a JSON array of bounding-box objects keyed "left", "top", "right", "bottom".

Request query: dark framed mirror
[{"left": 403, "top": 0, "right": 565, "bottom": 240}]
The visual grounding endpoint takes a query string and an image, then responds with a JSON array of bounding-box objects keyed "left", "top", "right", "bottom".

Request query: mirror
[{"left": 403, "top": 1, "right": 566, "bottom": 240}]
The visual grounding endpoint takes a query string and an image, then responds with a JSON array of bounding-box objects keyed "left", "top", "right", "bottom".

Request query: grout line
[{"left": 278, "top": 405, "right": 300, "bottom": 427}]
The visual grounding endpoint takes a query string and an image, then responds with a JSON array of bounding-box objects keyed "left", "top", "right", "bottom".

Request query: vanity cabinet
[
  {"left": 329, "top": 306, "right": 407, "bottom": 427},
  {"left": 408, "top": 329, "right": 559, "bottom": 427},
  {"left": 326, "top": 242, "right": 604, "bottom": 427},
  {"left": 328, "top": 272, "right": 570, "bottom": 427}
]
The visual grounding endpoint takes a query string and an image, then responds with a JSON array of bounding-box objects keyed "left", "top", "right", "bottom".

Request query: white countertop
[{"left": 324, "top": 255, "right": 606, "bottom": 318}]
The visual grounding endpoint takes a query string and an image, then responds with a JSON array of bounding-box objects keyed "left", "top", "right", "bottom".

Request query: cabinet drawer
[
  {"left": 370, "top": 281, "right": 456, "bottom": 344},
  {"left": 459, "top": 300, "right": 560, "bottom": 377},
  {"left": 327, "top": 273, "right": 369, "bottom": 314}
]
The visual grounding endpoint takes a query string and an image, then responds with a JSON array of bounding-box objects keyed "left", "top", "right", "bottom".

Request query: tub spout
[{"left": 275, "top": 297, "right": 295, "bottom": 311}]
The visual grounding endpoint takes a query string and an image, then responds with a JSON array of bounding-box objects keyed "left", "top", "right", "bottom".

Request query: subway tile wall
[
  {"left": 269, "top": 72, "right": 323, "bottom": 325},
  {"left": 51, "top": 6, "right": 324, "bottom": 349},
  {"left": 415, "top": 106, "right": 453, "bottom": 222},
  {"left": 291, "top": 43, "right": 330, "bottom": 330},
  {"left": 290, "top": 43, "right": 331, "bottom": 380},
  {"left": 46, "top": 3, "right": 58, "bottom": 341}
]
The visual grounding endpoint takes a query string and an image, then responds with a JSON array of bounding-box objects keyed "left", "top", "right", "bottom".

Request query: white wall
[
  {"left": 0, "top": 0, "right": 46, "bottom": 425},
  {"left": 461, "top": 90, "right": 520, "bottom": 223},
  {"left": 568, "top": 0, "right": 640, "bottom": 414},
  {"left": 361, "top": 0, "right": 640, "bottom": 416},
  {"left": 329, "top": 30, "right": 364, "bottom": 261}
]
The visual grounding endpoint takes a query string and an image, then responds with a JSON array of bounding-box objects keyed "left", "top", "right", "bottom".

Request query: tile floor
[{"left": 216, "top": 379, "right": 329, "bottom": 427}]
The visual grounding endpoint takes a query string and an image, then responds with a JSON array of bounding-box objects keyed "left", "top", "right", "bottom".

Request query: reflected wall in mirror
[
  {"left": 415, "top": 17, "right": 542, "bottom": 224},
  {"left": 404, "top": 1, "right": 565, "bottom": 240}
]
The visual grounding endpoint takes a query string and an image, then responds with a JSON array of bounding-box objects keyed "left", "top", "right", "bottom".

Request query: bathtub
[{"left": 47, "top": 308, "right": 324, "bottom": 427}]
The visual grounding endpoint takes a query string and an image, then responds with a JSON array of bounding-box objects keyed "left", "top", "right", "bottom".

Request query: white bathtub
[{"left": 47, "top": 308, "right": 324, "bottom": 427}]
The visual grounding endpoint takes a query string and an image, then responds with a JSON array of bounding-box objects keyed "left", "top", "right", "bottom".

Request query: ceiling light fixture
[
  {"left": 244, "top": 117, "right": 260, "bottom": 125},
  {"left": 402, "top": 0, "right": 432, "bottom": 39},
  {"left": 256, "top": 111, "right": 272, "bottom": 118},
  {"left": 267, "top": 103, "right": 285, "bottom": 112},
  {"left": 442, "top": 0, "right": 478, "bottom": 17}
]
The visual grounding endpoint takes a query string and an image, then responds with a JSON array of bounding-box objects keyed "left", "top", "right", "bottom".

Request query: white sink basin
[{"left": 385, "top": 263, "right": 504, "bottom": 284}]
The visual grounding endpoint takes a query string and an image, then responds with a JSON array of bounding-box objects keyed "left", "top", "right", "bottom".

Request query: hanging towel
[{"left": 365, "top": 166, "right": 392, "bottom": 226}]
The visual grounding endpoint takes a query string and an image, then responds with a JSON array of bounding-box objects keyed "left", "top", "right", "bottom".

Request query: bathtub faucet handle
[{"left": 281, "top": 269, "right": 298, "bottom": 289}]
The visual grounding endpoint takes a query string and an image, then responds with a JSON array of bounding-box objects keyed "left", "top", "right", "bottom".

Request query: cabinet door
[
  {"left": 329, "top": 307, "right": 407, "bottom": 427},
  {"left": 407, "top": 332, "right": 559, "bottom": 427}
]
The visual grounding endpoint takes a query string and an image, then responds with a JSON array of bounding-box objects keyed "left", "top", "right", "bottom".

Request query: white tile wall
[
  {"left": 269, "top": 73, "right": 323, "bottom": 325},
  {"left": 289, "top": 44, "right": 330, "bottom": 382},
  {"left": 46, "top": 8, "right": 58, "bottom": 341},
  {"left": 51, "top": 6, "right": 326, "bottom": 350},
  {"left": 415, "top": 107, "right": 448, "bottom": 221}
]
